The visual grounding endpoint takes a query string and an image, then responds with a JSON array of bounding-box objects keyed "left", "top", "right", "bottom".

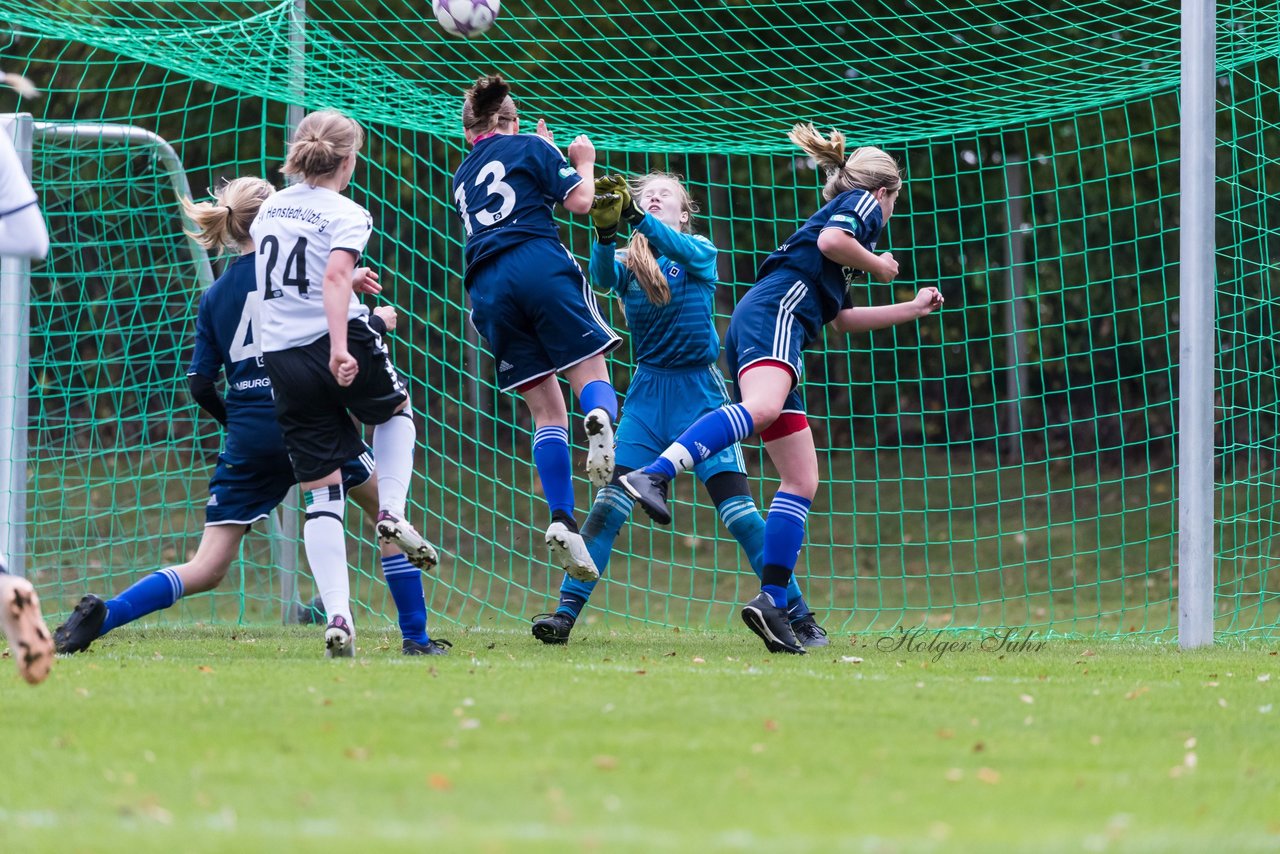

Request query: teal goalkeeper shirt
[{"left": 590, "top": 214, "right": 721, "bottom": 369}]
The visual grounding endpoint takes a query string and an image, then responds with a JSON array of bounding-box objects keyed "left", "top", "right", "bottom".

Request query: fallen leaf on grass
[
  {"left": 840, "top": 656, "right": 864, "bottom": 664},
  {"left": 593, "top": 755, "right": 618, "bottom": 771},
  {"left": 197, "top": 665, "right": 214, "bottom": 673},
  {"left": 976, "top": 767, "right": 1001, "bottom": 784},
  {"left": 692, "top": 657, "right": 705, "bottom": 664},
  {"left": 936, "top": 728, "right": 954, "bottom": 740},
  {"left": 344, "top": 747, "right": 369, "bottom": 761},
  {"left": 1020, "top": 694, "right": 1035, "bottom": 704},
  {"left": 944, "top": 768, "right": 963, "bottom": 782},
  {"left": 764, "top": 719, "right": 778, "bottom": 732},
  {"left": 428, "top": 774, "right": 452, "bottom": 791},
  {"left": 1124, "top": 686, "right": 1149, "bottom": 700}
]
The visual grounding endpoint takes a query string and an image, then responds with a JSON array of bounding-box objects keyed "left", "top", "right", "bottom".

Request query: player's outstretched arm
[{"left": 831, "top": 287, "right": 943, "bottom": 334}]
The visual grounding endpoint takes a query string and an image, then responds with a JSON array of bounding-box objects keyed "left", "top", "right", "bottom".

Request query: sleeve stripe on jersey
[{"left": 854, "top": 192, "right": 879, "bottom": 221}]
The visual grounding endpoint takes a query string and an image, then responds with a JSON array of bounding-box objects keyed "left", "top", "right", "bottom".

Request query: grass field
[{"left": 3, "top": 625, "right": 1278, "bottom": 852}]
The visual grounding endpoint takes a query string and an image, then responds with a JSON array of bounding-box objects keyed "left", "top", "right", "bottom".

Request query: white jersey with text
[{"left": 250, "top": 183, "right": 372, "bottom": 352}]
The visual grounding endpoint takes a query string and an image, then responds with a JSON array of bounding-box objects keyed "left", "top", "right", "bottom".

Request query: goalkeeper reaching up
[{"left": 532, "top": 172, "right": 827, "bottom": 648}]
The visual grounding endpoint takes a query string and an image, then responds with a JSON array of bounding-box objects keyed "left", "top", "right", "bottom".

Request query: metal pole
[
  {"left": 0, "top": 114, "right": 33, "bottom": 576},
  {"left": 1003, "top": 145, "right": 1029, "bottom": 465},
  {"left": 31, "top": 122, "right": 214, "bottom": 289},
  {"left": 278, "top": 0, "right": 307, "bottom": 622},
  {"left": 1178, "top": 0, "right": 1216, "bottom": 649}
]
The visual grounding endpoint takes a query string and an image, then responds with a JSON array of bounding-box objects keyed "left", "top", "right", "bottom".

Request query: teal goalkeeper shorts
[{"left": 614, "top": 363, "right": 746, "bottom": 481}]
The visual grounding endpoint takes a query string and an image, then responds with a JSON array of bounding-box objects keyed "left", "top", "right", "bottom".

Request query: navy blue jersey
[
  {"left": 591, "top": 214, "right": 720, "bottom": 369},
  {"left": 186, "top": 253, "right": 286, "bottom": 460},
  {"left": 451, "top": 133, "right": 582, "bottom": 279},
  {"left": 755, "top": 188, "right": 885, "bottom": 326}
]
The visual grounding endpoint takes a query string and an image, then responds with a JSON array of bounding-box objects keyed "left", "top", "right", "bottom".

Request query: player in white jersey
[
  {"left": 250, "top": 109, "right": 439, "bottom": 658},
  {"left": 0, "top": 73, "right": 54, "bottom": 683}
]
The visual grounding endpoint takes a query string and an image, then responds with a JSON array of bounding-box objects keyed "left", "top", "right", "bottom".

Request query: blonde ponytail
[
  {"left": 182, "top": 176, "right": 274, "bottom": 251},
  {"left": 623, "top": 231, "right": 670, "bottom": 306},
  {"left": 282, "top": 110, "right": 364, "bottom": 182},
  {"left": 790, "top": 122, "right": 902, "bottom": 201}
]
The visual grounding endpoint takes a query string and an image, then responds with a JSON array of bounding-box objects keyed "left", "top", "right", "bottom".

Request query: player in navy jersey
[
  {"left": 53, "top": 177, "right": 447, "bottom": 657},
  {"left": 453, "top": 75, "right": 621, "bottom": 582},
  {"left": 531, "top": 173, "right": 826, "bottom": 647},
  {"left": 1, "top": 87, "right": 55, "bottom": 682},
  {"left": 621, "top": 124, "right": 943, "bottom": 654}
]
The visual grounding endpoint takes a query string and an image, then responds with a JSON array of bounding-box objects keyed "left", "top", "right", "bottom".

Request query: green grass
[{"left": 3, "top": 626, "right": 1279, "bottom": 852}]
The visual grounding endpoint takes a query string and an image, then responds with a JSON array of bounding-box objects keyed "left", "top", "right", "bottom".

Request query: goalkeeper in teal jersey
[{"left": 531, "top": 173, "right": 827, "bottom": 647}]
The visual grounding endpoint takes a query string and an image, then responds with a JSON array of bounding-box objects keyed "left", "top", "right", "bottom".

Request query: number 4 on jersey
[{"left": 228, "top": 289, "right": 264, "bottom": 365}]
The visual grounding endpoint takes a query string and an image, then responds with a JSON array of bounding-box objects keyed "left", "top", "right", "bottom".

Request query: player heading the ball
[{"left": 451, "top": 74, "right": 622, "bottom": 584}]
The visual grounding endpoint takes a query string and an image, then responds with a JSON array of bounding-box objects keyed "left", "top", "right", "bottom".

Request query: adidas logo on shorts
[{"left": 498, "top": 360, "right": 514, "bottom": 372}]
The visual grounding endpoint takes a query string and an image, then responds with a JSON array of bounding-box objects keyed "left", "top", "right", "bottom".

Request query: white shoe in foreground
[
  {"left": 584, "top": 408, "right": 615, "bottom": 488},
  {"left": 324, "top": 615, "right": 355, "bottom": 659},
  {"left": 376, "top": 510, "right": 439, "bottom": 571},
  {"left": 0, "top": 574, "right": 54, "bottom": 684},
  {"left": 545, "top": 521, "right": 600, "bottom": 583}
]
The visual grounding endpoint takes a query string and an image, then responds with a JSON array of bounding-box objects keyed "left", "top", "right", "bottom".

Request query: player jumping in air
[
  {"left": 452, "top": 75, "right": 621, "bottom": 582},
  {"left": 0, "top": 89, "right": 54, "bottom": 684},
  {"left": 251, "top": 111, "right": 441, "bottom": 658},
  {"left": 531, "top": 173, "right": 827, "bottom": 647},
  {"left": 621, "top": 125, "right": 943, "bottom": 654},
  {"left": 54, "top": 177, "right": 448, "bottom": 657}
]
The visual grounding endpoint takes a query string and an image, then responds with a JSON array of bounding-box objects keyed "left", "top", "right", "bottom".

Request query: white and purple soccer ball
[{"left": 433, "top": 0, "right": 500, "bottom": 39}]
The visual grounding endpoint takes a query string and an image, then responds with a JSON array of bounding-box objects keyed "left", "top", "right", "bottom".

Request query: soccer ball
[{"left": 433, "top": 0, "right": 500, "bottom": 38}]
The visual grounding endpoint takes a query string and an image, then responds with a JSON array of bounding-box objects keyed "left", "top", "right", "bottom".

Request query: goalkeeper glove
[
  {"left": 614, "top": 177, "right": 646, "bottom": 227},
  {"left": 590, "top": 175, "right": 625, "bottom": 242}
]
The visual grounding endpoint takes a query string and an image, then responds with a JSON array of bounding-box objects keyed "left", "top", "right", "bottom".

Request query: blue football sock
[
  {"left": 578, "top": 380, "right": 619, "bottom": 422},
  {"left": 533, "top": 425, "right": 575, "bottom": 520},
  {"left": 100, "top": 568, "right": 184, "bottom": 637},
  {"left": 382, "top": 553, "right": 429, "bottom": 643},
  {"left": 558, "top": 484, "right": 634, "bottom": 616},
  {"left": 555, "top": 591, "right": 588, "bottom": 620},
  {"left": 763, "top": 491, "right": 812, "bottom": 571},
  {"left": 717, "top": 494, "right": 804, "bottom": 605},
  {"left": 644, "top": 404, "right": 754, "bottom": 480},
  {"left": 761, "top": 584, "right": 789, "bottom": 609}
]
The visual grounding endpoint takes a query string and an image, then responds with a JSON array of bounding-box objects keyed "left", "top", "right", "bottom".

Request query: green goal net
[{"left": 1, "top": 0, "right": 1276, "bottom": 639}]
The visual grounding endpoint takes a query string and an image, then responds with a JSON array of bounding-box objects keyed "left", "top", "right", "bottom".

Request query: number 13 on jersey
[{"left": 454, "top": 159, "right": 516, "bottom": 236}]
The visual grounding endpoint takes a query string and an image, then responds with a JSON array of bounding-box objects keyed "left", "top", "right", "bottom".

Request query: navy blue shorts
[
  {"left": 205, "top": 447, "right": 374, "bottom": 526},
  {"left": 615, "top": 364, "right": 745, "bottom": 480},
  {"left": 467, "top": 238, "right": 621, "bottom": 392},
  {"left": 724, "top": 275, "right": 817, "bottom": 415}
]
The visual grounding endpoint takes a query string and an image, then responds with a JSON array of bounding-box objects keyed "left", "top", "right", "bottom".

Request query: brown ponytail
[{"left": 462, "top": 74, "right": 518, "bottom": 136}]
